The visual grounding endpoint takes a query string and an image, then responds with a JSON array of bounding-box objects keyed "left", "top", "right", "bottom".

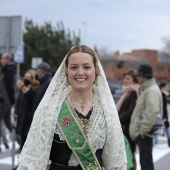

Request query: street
[{"left": 0, "top": 135, "right": 170, "bottom": 170}]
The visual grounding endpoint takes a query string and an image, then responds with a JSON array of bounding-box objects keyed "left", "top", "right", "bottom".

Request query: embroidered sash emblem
[
  {"left": 61, "top": 115, "right": 72, "bottom": 127},
  {"left": 86, "top": 161, "right": 99, "bottom": 170}
]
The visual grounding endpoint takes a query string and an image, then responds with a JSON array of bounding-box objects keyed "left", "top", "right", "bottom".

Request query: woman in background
[
  {"left": 117, "top": 69, "right": 140, "bottom": 170},
  {"left": 15, "top": 69, "right": 39, "bottom": 151}
]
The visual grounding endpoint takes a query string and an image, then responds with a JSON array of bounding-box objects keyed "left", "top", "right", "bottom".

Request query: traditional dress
[{"left": 17, "top": 53, "right": 127, "bottom": 170}]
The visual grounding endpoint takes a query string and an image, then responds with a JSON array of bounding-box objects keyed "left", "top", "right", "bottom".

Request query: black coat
[
  {"left": 162, "top": 92, "right": 169, "bottom": 128},
  {"left": 2, "top": 61, "right": 17, "bottom": 105},
  {"left": 32, "top": 74, "right": 52, "bottom": 114},
  {"left": 0, "top": 73, "right": 10, "bottom": 120},
  {"left": 118, "top": 91, "right": 137, "bottom": 153},
  {"left": 15, "top": 89, "right": 35, "bottom": 137}
]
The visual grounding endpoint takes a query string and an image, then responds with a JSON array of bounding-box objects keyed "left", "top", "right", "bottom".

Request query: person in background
[
  {"left": 16, "top": 45, "right": 126, "bottom": 170},
  {"left": 32, "top": 62, "right": 52, "bottom": 114},
  {"left": 15, "top": 70, "right": 39, "bottom": 151},
  {"left": 0, "top": 71, "right": 11, "bottom": 151},
  {"left": 117, "top": 68, "right": 140, "bottom": 170},
  {"left": 0, "top": 53, "right": 17, "bottom": 108},
  {"left": 130, "top": 64, "right": 163, "bottom": 170},
  {"left": 159, "top": 82, "right": 170, "bottom": 146},
  {"left": 0, "top": 53, "right": 17, "bottom": 133}
]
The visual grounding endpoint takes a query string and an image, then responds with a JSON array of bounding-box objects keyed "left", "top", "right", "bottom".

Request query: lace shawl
[{"left": 17, "top": 58, "right": 127, "bottom": 170}]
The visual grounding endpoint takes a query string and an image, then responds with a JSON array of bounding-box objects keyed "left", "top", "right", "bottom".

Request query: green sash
[{"left": 57, "top": 101, "right": 102, "bottom": 170}]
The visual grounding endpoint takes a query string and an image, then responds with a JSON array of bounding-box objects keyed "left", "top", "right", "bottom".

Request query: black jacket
[
  {"left": 162, "top": 92, "right": 169, "bottom": 127},
  {"left": 118, "top": 91, "right": 137, "bottom": 153},
  {"left": 32, "top": 74, "right": 52, "bottom": 114},
  {"left": 2, "top": 61, "right": 17, "bottom": 105},
  {"left": 0, "top": 72, "right": 10, "bottom": 120},
  {"left": 15, "top": 89, "right": 35, "bottom": 137}
]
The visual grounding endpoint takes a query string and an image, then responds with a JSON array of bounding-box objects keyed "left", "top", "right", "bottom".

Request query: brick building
[{"left": 100, "top": 49, "right": 170, "bottom": 82}]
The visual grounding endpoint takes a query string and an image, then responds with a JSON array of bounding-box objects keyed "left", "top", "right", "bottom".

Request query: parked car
[{"left": 109, "top": 84, "right": 123, "bottom": 94}]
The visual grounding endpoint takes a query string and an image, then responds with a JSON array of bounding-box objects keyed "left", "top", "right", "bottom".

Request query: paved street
[{"left": 0, "top": 135, "right": 170, "bottom": 170}]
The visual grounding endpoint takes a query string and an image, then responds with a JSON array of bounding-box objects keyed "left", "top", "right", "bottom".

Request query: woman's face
[
  {"left": 123, "top": 75, "right": 134, "bottom": 86},
  {"left": 67, "top": 52, "right": 95, "bottom": 91}
]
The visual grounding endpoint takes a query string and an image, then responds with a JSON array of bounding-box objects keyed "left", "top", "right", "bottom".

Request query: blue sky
[{"left": 1, "top": 0, "right": 170, "bottom": 53}]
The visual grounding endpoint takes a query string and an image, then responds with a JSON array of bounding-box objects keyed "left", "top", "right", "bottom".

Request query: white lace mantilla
[{"left": 17, "top": 57, "right": 127, "bottom": 170}]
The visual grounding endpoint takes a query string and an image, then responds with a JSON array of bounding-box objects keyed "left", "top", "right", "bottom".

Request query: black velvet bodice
[{"left": 49, "top": 109, "right": 103, "bottom": 169}]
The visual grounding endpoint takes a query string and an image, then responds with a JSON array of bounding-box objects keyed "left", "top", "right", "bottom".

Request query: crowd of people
[
  {"left": 116, "top": 64, "right": 170, "bottom": 170},
  {"left": 0, "top": 45, "right": 169, "bottom": 170},
  {"left": 0, "top": 53, "right": 52, "bottom": 155}
]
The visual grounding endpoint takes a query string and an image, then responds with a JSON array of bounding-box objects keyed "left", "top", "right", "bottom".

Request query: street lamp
[{"left": 82, "top": 21, "right": 87, "bottom": 44}]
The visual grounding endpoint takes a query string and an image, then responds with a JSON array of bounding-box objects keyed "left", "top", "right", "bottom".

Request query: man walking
[
  {"left": 130, "top": 64, "right": 162, "bottom": 170},
  {"left": 0, "top": 53, "right": 17, "bottom": 132},
  {"left": 0, "top": 71, "right": 11, "bottom": 150}
]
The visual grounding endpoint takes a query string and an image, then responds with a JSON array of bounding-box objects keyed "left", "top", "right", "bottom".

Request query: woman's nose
[{"left": 77, "top": 68, "right": 84, "bottom": 74}]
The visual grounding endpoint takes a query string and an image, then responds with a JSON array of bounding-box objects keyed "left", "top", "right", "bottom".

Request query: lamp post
[{"left": 82, "top": 21, "right": 87, "bottom": 44}]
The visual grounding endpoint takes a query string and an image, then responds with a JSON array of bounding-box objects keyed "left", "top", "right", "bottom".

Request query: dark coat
[
  {"left": 118, "top": 91, "right": 137, "bottom": 153},
  {"left": 2, "top": 61, "right": 17, "bottom": 105},
  {"left": 32, "top": 74, "right": 52, "bottom": 114},
  {"left": 0, "top": 73, "right": 10, "bottom": 120},
  {"left": 15, "top": 89, "right": 35, "bottom": 137},
  {"left": 162, "top": 92, "right": 169, "bottom": 128}
]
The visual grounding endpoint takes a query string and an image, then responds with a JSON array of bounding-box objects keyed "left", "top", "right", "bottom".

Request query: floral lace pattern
[{"left": 17, "top": 59, "right": 126, "bottom": 170}]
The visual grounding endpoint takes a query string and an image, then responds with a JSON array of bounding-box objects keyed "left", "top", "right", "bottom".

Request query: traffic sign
[{"left": 14, "top": 42, "right": 24, "bottom": 63}]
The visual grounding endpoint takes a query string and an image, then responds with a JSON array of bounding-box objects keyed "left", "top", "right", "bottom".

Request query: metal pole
[
  {"left": 17, "top": 63, "right": 20, "bottom": 80},
  {"left": 82, "top": 22, "right": 87, "bottom": 44}
]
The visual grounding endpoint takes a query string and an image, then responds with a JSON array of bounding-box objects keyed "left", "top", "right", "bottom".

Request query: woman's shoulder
[{"left": 128, "top": 91, "right": 137, "bottom": 98}]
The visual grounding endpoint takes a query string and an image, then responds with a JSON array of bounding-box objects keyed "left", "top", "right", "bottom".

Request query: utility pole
[{"left": 82, "top": 22, "right": 87, "bottom": 45}]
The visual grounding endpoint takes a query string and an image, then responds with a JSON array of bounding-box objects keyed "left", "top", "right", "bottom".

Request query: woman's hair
[
  {"left": 65, "top": 45, "right": 100, "bottom": 82},
  {"left": 123, "top": 68, "right": 138, "bottom": 83},
  {"left": 159, "top": 82, "right": 167, "bottom": 89},
  {"left": 25, "top": 69, "right": 39, "bottom": 91}
]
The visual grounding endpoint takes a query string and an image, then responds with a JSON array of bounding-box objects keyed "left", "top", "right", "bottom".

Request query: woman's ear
[{"left": 65, "top": 69, "right": 70, "bottom": 85}]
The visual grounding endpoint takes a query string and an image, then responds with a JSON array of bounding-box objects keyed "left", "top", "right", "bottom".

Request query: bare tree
[{"left": 162, "top": 36, "right": 170, "bottom": 54}]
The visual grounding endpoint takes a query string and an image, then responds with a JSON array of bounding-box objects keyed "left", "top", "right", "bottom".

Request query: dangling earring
[
  {"left": 66, "top": 78, "right": 70, "bottom": 86},
  {"left": 94, "top": 77, "right": 97, "bottom": 86}
]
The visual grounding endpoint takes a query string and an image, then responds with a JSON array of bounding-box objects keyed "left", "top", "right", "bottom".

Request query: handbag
[
  {"left": 137, "top": 112, "right": 164, "bottom": 135},
  {"left": 149, "top": 113, "right": 164, "bottom": 134}
]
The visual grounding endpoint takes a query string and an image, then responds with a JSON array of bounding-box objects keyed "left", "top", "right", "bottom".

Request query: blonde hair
[{"left": 25, "top": 69, "right": 39, "bottom": 91}]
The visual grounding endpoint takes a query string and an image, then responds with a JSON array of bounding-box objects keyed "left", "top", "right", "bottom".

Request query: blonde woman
[{"left": 15, "top": 69, "right": 39, "bottom": 151}]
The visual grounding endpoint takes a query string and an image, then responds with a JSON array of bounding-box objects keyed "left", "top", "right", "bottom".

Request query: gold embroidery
[
  {"left": 75, "top": 139, "right": 79, "bottom": 143},
  {"left": 79, "top": 118, "right": 91, "bottom": 136},
  {"left": 86, "top": 161, "right": 100, "bottom": 170}
]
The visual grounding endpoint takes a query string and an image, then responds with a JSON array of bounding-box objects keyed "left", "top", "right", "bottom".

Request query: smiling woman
[{"left": 16, "top": 45, "right": 127, "bottom": 170}]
